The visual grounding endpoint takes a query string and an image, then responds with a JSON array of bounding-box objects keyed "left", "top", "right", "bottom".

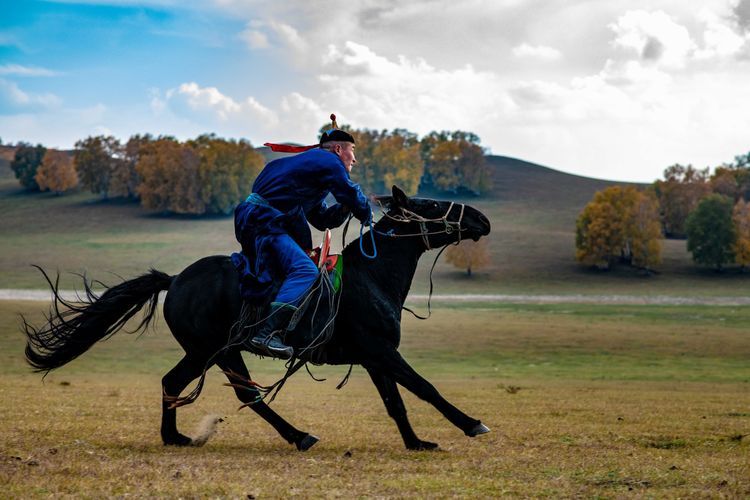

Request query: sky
[{"left": 1, "top": 0, "right": 750, "bottom": 182}]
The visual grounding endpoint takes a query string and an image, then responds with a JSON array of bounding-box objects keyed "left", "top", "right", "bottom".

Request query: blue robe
[{"left": 232, "top": 148, "right": 370, "bottom": 303}]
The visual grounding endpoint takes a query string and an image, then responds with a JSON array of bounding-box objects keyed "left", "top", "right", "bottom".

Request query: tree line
[
  {"left": 9, "top": 126, "right": 492, "bottom": 215},
  {"left": 576, "top": 151, "right": 750, "bottom": 272}
]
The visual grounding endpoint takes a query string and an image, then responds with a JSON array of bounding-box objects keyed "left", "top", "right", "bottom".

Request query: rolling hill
[{"left": 0, "top": 152, "right": 746, "bottom": 295}]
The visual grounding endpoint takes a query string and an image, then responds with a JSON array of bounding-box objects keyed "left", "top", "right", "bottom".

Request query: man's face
[{"left": 336, "top": 143, "right": 356, "bottom": 173}]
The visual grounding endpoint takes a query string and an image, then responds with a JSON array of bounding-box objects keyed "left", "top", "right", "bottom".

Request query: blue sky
[{"left": 2, "top": 0, "right": 750, "bottom": 182}]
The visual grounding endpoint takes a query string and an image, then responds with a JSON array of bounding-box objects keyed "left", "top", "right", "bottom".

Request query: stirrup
[{"left": 249, "top": 335, "right": 293, "bottom": 360}]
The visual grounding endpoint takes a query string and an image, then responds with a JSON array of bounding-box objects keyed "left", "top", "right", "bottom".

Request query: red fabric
[
  {"left": 263, "top": 142, "right": 319, "bottom": 153},
  {"left": 306, "top": 247, "right": 339, "bottom": 273}
]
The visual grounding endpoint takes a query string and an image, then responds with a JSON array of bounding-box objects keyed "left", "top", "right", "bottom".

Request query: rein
[{"left": 370, "top": 200, "right": 467, "bottom": 320}]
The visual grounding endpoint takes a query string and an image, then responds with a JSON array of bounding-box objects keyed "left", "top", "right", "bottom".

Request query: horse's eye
[{"left": 433, "top": 202, "right": 439, "bottom": 209}]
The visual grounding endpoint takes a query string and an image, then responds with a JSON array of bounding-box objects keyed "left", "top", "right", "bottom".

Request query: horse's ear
[{"left": 391, "top": 185, "right": 410, "bottom": 208}]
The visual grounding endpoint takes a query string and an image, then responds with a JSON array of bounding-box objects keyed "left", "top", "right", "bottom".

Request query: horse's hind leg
[
  {"left": 218, "top": 350, "right": 319, "bottom": 451},
  {"left": 161, "top": 354, "right": 207, "bottom": 446},
  {"left": 366, "top": 367, "right": 438, "bottom": 451}
]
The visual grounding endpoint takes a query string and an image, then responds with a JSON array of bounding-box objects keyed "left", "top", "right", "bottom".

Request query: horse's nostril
[{"left": 480, "top": 215, "right": 491, "bottom": 231}]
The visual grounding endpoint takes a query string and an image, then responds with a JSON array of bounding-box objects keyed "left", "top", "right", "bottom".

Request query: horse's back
[{"left": 164, "top": 255, "right": 241, "bottom": 351}]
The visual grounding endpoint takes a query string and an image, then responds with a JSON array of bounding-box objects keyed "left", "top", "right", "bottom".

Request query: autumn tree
[
  {"left": 190, "top": 134, "right": 263, "bottom": 214},
  {"left": 629, "top": 191, "right": 663, "bottom": 270},
  {"left": 136, "top": 137, "right": 203, "bottom": 214},
  {"left": 686, "top": 194, "right": 735, "bottom": 270},
  {"left": 109, "top": 134, "right": 152, "bottom": 199},
  {"left": 576, "top": 186, "right": 662, "bottom": 271},
  {"left": 653, "top": 164, "right": 711, "bottom": 237},
  {"left": 710, "top": 152, "right": 750, "bottom": 202},
  {"left": 732, "top": 199, "right": 750, "bottom": 269},
  {"left": 10, "top": 143, "right": 46, "bottom": 190},
  {"left": 35, "top": 150, "right": 78, "bottom": 195},
  {"left": 420, "top": 131, "right": 492, "bottom": 195},
  {"left": 445, "top": 238, "right": 491, "bottom": 276},
  {"left": 575, "top": 189, "right": 630, "bottom": 269},
  {"left": 348, "top": 128, "right": 387, "bottom": 194},
  {"left": 74, "top": 135, "right": 123, "bottom": 199},
  {"left": 370, "top": 129, "right": 423, "bottom": 196},
  {"left": 137, "top": 135, "right": 262, "bottom": 215}
]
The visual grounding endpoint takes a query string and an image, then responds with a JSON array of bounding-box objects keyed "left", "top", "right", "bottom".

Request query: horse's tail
[{"left": 23, "top": 266, "right": 174, "bottom": 374}]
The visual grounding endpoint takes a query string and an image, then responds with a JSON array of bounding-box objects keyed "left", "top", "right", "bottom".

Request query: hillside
[{"left": 0, "top": 153, "right": 746, "bottom": 294}]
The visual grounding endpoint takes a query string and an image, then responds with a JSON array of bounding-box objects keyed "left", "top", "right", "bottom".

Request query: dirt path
[{"left": 2, "top": 289, "right": 748, "bottom": 305}]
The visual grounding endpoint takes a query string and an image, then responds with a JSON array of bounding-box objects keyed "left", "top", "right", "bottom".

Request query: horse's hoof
[
  {"left": 467, "top": 422, "right": 490, "bottom": 437},
  {"left": 163, "top": 433, "right": 193, "bottom": 446},
  {"left": 296, "top": 434, "right": 319, "bottom": 451},
  {"left": 407, "top": 440, "right": 440, "bottom": 451}
]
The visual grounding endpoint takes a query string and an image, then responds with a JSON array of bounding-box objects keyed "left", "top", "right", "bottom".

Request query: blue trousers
[{"left": 265, "top": 233, "right": 319, "bottom": 306}]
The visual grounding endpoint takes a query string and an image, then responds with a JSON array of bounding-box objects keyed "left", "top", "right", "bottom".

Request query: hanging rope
[{"left": 359, "top": 218, "right": 378, "bottom": 259}]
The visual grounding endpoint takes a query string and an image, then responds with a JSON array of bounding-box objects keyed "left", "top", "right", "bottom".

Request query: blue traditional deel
[{"left": 231, "top": 147, "right": 370, "bottom": 304}]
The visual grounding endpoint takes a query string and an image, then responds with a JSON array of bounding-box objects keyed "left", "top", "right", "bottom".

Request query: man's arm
[
  {"left": 323, "top": 162, "right": 371, "bottom": 224},
  {"left": 307, "top": 201, "right": 351, "bottom": 230}
]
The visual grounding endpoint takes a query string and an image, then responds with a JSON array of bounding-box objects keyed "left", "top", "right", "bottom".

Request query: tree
[
  {"left": 710, "top": 152, "right": 750, "bottom": 202},
  {"left": 74, "top": 135, "right": 122, "bottom": 199},
  {"left": 420, "top": 131, "right": 492, "bottom": 195},
  {"left": 348, "top": 128, "right": 386, "bottom": 194},
  {"left": 629, "top": 191, "right": 663, "bottom": 270},
  {"left": 352, "top": 128, "right": 380, "bottom": 192},
  {"left": 576, "top": 186, "right": 662, "bottom": 271},
  {"left": 686, "top": 194, "right": 735, "bottom": 270},
  {"left": 732, "top": 199, "right": 750, "bottom": 269},
  {"left": 445, "top": 238, "right": 491, "bottom": 276},
  {"left": 653, "top": 164, "right": 711, "bottom": 237},
  {"left": 10, "top": 143, "right": 46, "bottom": 190},
  {"left": 371, "top": 130, "right": 423, "bottom": 196},
  {"left": 136, "top": 138, "right": 204, "bottom": 214},
  {"left": 109, "top": 134, "right": 152, "bottom": 199},
  {"left": 35, "top": 150, "right": 78, "bottom": 195},
  {"left": 191, "top": 134, "right": 263, "bottom": 214},
  {"left": 575, "top": 196, "right": 624, "bottom": 269}
]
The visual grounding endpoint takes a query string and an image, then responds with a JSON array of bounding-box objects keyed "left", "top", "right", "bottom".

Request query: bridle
[
  {"left": 354, "top": 199, "right": 468, "bottom": 321},
  {"left": 375, "top": 201, "right": 467, "bottom": 250}
]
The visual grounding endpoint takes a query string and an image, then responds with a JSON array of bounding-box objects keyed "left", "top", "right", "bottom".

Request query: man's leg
[
  {"left": 273, "top": 234, "right": 319, "bottom": 306},
  {"left": 249, "top": 234, "right": 318, "bottom": 359}
]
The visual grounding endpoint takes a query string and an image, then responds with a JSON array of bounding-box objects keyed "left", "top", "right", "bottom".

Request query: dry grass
[
  {"left": 1, "top": 300, "right": 748, "bottom": 497},
  {"left": 1, "top": 375, "right": 748, "bottom": 497}
]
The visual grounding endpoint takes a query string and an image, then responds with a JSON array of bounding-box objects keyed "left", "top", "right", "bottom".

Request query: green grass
[{"left": 1, "top": 300, "right": 748, "bottom": 497}]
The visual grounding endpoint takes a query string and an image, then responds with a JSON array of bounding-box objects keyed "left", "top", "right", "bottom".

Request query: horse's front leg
[
  {"left": 365, "top": 342, "right": 490, "bottom": 438},
  {"left": 365, "top": 367, "right": 439, "bottom": 450}
]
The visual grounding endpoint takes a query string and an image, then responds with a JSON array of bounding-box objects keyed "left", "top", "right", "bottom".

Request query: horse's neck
[{"left": 345, "top": 232, "right": 424, "bottom": 307}]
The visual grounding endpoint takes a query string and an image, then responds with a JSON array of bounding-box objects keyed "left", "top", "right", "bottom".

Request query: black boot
[{"left": 249, "top": 303, "right": 296, "bottom": 359}]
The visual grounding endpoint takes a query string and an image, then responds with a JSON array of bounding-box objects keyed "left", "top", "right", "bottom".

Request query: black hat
[{"left": 320, "top": 114, "right": 355, "bottom": 144}]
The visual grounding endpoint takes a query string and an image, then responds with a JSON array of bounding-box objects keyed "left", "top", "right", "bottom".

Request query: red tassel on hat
[{"left": 263, "top": 142, "right": 319, "bottom": 153}]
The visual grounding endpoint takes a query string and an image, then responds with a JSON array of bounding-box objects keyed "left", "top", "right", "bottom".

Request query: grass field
[
  {"left": 1, "top": 301, "right": 748, "bottom": 497},
  {"left": 2, "top": 154, "right": 749, "bottom": 295}
]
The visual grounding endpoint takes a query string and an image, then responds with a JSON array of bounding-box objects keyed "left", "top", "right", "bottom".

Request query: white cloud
[
  {"left": 512, "top": 43, "right": 563, "bottom": 61},
  {"left": 695, "top": 8, "right": 749, "bottom": 59},
  {"left": 0, "top": 64, "right": 60, "bottom": 77},
  {"left": 240, "top": 28, "right": 269, "bottom": 49},
  {"left": 162, "top": 82, "right": 279, "bottom": 139},
  {"left": 610, "top": 10, "right": 696, "bottom": 69},
  {"left": 0, "top": 78, "right": 62, "bottom": 112},
  {"left": 316, "top": 41, "right": 513, "bottom": 136}
]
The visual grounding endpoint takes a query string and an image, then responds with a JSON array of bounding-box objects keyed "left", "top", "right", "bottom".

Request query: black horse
[{"left": 24, "top": 186, "right": 491, "bottom": 451}]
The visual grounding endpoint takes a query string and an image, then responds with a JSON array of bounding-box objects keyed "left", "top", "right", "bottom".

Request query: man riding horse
[{"left": 232, "top": 115, "right": 372, "bottom": 359}]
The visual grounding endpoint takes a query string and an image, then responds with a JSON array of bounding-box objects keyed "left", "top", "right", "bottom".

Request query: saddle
[{"left": 306, "top": 229, "right": 342, "bottom": 293}]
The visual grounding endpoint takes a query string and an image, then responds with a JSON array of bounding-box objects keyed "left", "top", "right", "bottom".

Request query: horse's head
[{"left": 374, "top": 185, "right": 491, "bottom": 250}]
